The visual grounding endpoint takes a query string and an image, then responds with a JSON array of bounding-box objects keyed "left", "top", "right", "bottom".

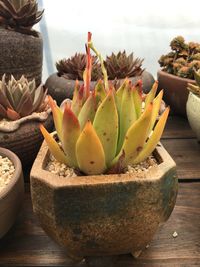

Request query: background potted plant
[
  {"left": 0, "top": 74, "right": 53, "bottom": 168},
  {"left": 157, "top": 36, "right": 200, "bottom": 116},
  {"left": 45, "top": 50, "right": 155, "bottom": 105},
  {"left": 0, "top": 0, "right": 44, "bottom": 86},
  {"left": 0, "top": 147, "right": 24, "bottom": 238},
  {"left": 31, "top": 33, "right": 178, "bottom": 264},
  {"left": 186, "top": 69, "right": 200, "bottom": 141}
]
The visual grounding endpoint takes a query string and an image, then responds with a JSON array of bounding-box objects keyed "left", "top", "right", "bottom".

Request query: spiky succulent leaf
[
  {"left": 40, "top": 124, "right": 68, "bottom": 165},
  {"left": 48, "top": 96, "right": 63, "bottom": 143},
  {"left": 76, "top": 121, "right": 106, "bottom": 175},
  {"left": 105, "top": 51, "right": 144, "bottom": 80},
  {"left": 149, "top": 90, "right": 164, "bottom": 132},
  {"left": 145, "top": 81, "right": 158, "bottom": 109},
  {"left": 117, "top": 83, "right": 137, "bottom": 153},
  {"left": 112, "top": 104, "right": 153, "bottom": 168},
  {"left": 7, "top": 108, "right": 20, "bottom": 120},
  {"left": 0, "top": 0, "right": 44, "bottom": 36},
  {"left": 133, "top": 107, "right": 170, "bottom": 164},
  {"left": 62, "top": 105, "right": 80, "bottom": 167},
  {"left": 94, "top": 79, "right": 106, "bottom": 103},
  {"left": 93, "top": 89, "right": 118, "bottom": 165},
  {"left": 78, "top": 92, "right": 96, "bottom": 130},
  {"left": 132, "top": 83, "right": 142, "bottom": 118}
]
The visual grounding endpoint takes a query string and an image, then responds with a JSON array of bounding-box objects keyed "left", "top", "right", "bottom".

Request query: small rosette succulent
[
  {"left": 0, "top": 0, "right": 44, "bottom": 36},
  {"left": 0, "top": 75, "right": 48, "bottom": 120},
  {"left": 159, "top": 36, "right": 200, "bottom": 79},
  {"left": 105, "top": 51, "right": 144, "bottom": 80},
  {"left": 41, "top": 33, "right": 169, "bottom": 175},
  {"left": 187, "top": 70, "right": 200, "bottom": 96}
]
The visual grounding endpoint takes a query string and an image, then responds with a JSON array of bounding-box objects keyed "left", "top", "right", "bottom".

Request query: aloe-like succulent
[
  {"left": 0, "top": 75, "right": 48, "bottom": 120},
  {"left": 41, "top": 32, "right": 169, "bottom": 175},
  {"left": 105, "top": 51, "right": 144, "bottom": 80},
  {"left": 56, "top": 53, "right": 102, "bottom": 81},
  {"left": 159, "top": 36, "right": 200, "bottom": 79},
  {"left": 187, "top": 70, "right": 200, "bottom": 96},
  {"left": 0, "top": 0, "right": 44, "bottom": 36}
]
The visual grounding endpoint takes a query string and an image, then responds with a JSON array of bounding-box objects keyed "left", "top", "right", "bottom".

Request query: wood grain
[
  {"left": 0, "top": 183, "right": 199, "bottom": 266},
  {"left": 162, "top": 139, "right": 200, "bottom": 180}
]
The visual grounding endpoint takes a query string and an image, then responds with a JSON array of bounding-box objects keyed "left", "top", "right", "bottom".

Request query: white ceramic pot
[{"left": 186, "top": 92, "right": 200, "bottom": 141}]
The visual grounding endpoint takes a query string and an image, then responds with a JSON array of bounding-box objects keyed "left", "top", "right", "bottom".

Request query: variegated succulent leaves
[
  {"left": 40, "top": 32, "right": 169, "bottom": 175},
  {"left": 0, "top": 75, "right": 48, "bottom": 120},
  {"left": 187, "top": 70, "right": 200, "bottom": 97}
]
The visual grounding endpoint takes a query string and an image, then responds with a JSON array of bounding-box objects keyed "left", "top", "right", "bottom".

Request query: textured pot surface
[
  {"left": 45, "top": 71, "right": 155, "bottom": 105},
  {"left": 31, "top": 142, "right": 178, "bottom": 261},
  {"left": 157, "top": 70, "right": 195, "bottom": 117},
  {"left": 186, "top": 92, "right": 200, "bottom": 140},
  {"left": 0, "top": 28, "right": 43, "bottom": 86},
  {"left": 0, "top": 114, "right": 53, "bottom": 168},
  {"left": 0, "top": 147, "right": 24, "bottom": 238}
]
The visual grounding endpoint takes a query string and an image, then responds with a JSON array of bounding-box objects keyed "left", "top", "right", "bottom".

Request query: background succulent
[
  {"left": 0, "top": 0, "right": 44, "bottom": 36},
  {"left": 0, "top": 75, "right": 48, "bottom": 120},
  {"left": 56, "top": 53, "right": 102, "bottom": 81},
  {"left": 187, "top": 70, "right": 200, "bottom": 96},
  {"left": 158, "top": 36, "right": 200, "bottom": 79},
  {"left": 41, "top": 33, "right": 169, "bottom": 176},
  {"left": 105, "top": 51, "right": 144, "bottom": 80}
]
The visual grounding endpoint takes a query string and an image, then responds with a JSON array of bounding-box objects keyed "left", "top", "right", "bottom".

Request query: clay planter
[
  {"left": 186, "top": 92, "right": 200, "bottom": 141},
  {"left": 157, "top": 70, "right": 195, "bottom": 117},
  {"left": 0, "top": 28, "right": 43, "bottom": 86},
  {"left": 45, "top": 70, "right": 155, "bottom": 105},
  {"left": 0, "top": 113, "right": 53, "bottom": 168},
  {"left": 31, "top": 141, "right": 178, "bottom": 262},
  {"left": 0, "top": 147, "right": 24, "bottom": 238}
]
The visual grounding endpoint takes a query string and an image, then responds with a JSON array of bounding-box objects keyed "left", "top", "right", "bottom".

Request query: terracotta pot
[
  {"left": 0, "top": 114, "right": 53, "bottom": 168},
  {"left": 186, "top": 92, "right": 200, "bottom": 141},
  {"left": 45, "top": 71, "right": 155, "bottom": 105},
  {"left": 157, "top": 70, "right": 195, "bottom": 117},
  {"left": 0, "top": 147, "right": 24, "bottom": 238},
  {"left": 0, "top": 28, "right": 43, "bottom": 87},
  {"left": 31, "top": 141, "right": 178, "bottom": 262}
]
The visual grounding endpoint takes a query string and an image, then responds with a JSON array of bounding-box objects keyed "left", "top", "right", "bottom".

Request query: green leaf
[{"left": 93, "top": 89, "right": 119, "bottom": 165}]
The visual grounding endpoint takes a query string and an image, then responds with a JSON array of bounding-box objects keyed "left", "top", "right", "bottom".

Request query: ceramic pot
[
  {"left": 0, "top": 113, "right": 53, "bottom": 168},
  {"left": 31, "top": 141, "right": 178, "bottom": 262},
  {"left": 0, "top": 28, "right": 43, "bottom": 86},
  {"left": 45, "top": 71, "right": 155, "bottom": 105},
  {"left": 0, "top": 147, "right": 24, "bottom": 238},
  {"left": 157, "top": 70, "right": 195, "bottom": 116},
  {"left": 186, "top": 92, "right": 200, "bottom": 141}
]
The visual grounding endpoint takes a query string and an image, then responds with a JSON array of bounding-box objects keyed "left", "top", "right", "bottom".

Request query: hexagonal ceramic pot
[
  {"left": 186, "top": 92, "right": 200, "bottom": 141},
  {"left": 30, "top": 141, "right": 178, "bottom": 262}
]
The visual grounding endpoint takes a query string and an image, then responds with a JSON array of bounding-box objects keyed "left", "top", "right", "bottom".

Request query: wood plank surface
[
  {"left": 162, "top": 139, "right": 200, "bottom": 180},
  {"left": 0, "top": 183, "right": 199, "bottom": 267}
]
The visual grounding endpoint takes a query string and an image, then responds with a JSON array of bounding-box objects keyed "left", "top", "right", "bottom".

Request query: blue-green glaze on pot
[{"left": 31, "top": 142, "right": 178, "bottom": 261}]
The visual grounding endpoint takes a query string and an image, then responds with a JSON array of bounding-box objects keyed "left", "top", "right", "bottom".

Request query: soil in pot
[{"left": 0, "top": 155, "right": 15, "bottom": 193}]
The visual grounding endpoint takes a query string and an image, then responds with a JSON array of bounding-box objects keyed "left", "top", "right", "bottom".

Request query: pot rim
[
  {"left": 0, "top": 147, "right": 22, "bottom": 199},
  {"left": 157, "top": 69, "right": 195, "bottom": 83},
  {"left": 31, "top": 141, "right": 176, "bottom": 188}
]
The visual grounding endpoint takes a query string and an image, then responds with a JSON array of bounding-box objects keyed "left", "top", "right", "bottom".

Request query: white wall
[{"left": 38, "top": 0, "right": 200, "bottom": 82}]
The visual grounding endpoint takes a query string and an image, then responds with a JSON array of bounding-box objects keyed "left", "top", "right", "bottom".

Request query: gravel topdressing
[
  {"left": 0, "top": 155, "right": 15, "bottom": 193},
  {"left": 46, "top": 154, "right": 157, "bottom": 178}
]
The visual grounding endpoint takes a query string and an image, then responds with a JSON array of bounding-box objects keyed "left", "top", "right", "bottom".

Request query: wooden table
[{"left": 0, "top": 116, "right": 200, "bottom": 266}]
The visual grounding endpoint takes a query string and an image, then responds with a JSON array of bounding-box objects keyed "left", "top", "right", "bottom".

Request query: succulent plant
[
  {"left": 158, "top": 36, "right": 200, "bottom": 79},
  {"left": 0, "top": 75, "right": 48, "bottom": 120},
  {"left": 56, "top": 53, "right": 102, "bottom": 81},
  {"left": 0, "top": 0, "right": 44, "bottom": 36},
  {"left": 187, "top": 70, "right": 200, "bottom": 96},
  {"left": 105, "top": 51, "right": 144, "bottom": 80},
  {"left": 41, "top": 32, "right": 169, "bottom": 175}
]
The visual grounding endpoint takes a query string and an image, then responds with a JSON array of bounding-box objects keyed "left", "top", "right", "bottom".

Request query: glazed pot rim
[
  {"left": 31, "top": 141, "right": 176, "bottom": 188},
  {"left": 188, "top": 91, "right": 200, "bottom": 101},
  {"left": 0, "top": 147, "right": 22, "bottom": 200},
  {"left": 157, "top": 70, "right": 195, "bottom": 83}
]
